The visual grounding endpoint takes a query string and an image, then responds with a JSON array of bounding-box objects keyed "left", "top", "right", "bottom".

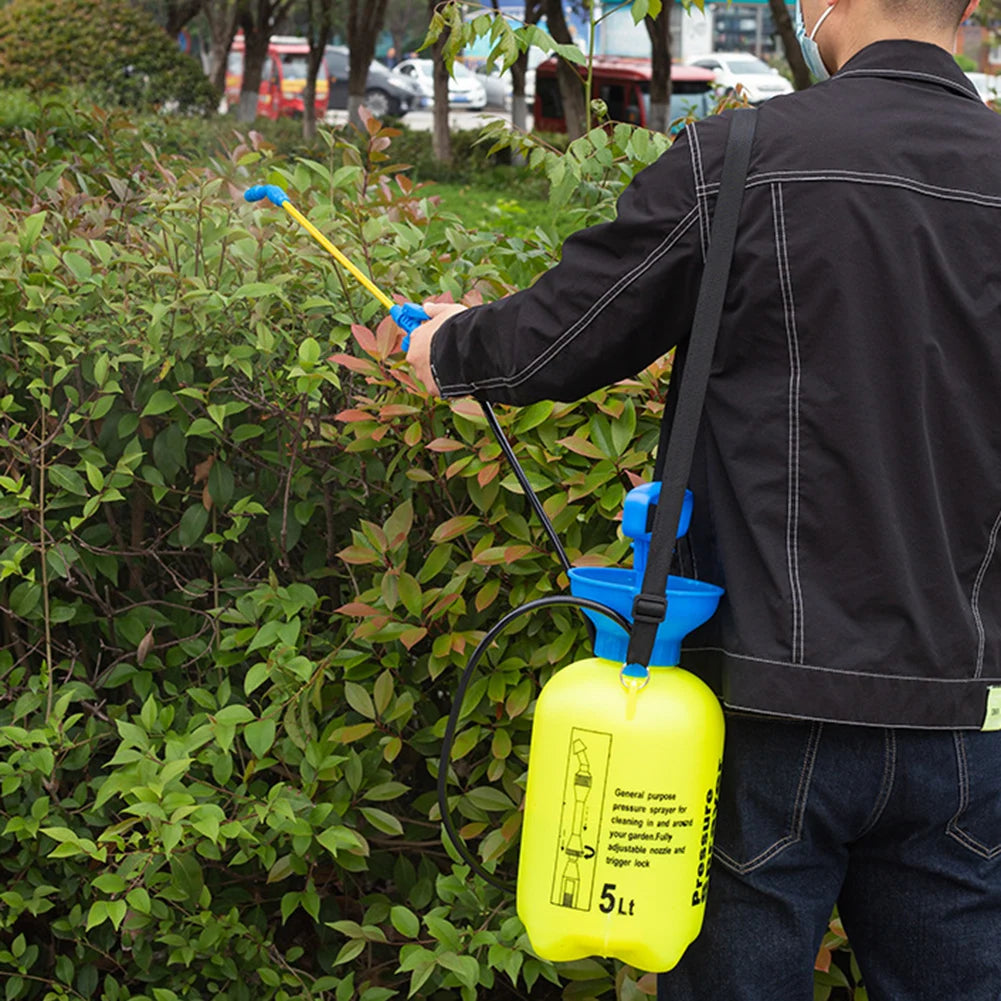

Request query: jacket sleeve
[{"left": 429, "top": 128, "right": 706, "bottom": 405}]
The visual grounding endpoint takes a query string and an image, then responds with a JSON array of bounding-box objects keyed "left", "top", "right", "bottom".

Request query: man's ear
[{"left": 962, "top": 0, "right": 980, "bottom": 21}]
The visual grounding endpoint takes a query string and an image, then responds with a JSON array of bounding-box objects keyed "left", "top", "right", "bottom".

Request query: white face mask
[{"left": 795, "top": 0, "right": 837, "bottom": 81}]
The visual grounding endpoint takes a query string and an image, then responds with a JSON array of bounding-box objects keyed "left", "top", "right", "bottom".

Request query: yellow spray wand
[{"left": 243, "top": 184, "right": 429, "bottom": 345}]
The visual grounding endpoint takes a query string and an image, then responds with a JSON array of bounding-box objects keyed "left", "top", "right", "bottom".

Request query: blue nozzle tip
[{"left": 244, "top": 184, "right": 289, "bottom": 207}]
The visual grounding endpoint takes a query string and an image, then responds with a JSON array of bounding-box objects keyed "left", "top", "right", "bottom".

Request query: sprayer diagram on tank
[{"left": 551, "top": 728, "right": 611, "bottom": 910}]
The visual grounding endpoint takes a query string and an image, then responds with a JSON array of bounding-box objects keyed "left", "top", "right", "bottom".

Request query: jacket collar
[{"left": 833, "top": 39, "right": 981, "bottom": 101}]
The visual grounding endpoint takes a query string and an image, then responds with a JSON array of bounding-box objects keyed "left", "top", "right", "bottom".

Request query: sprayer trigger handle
[
  {"left": 243, "top": 184, "right": 289, "bottom": 207},
  {"left": 392, "top": 302, "right": 431, "bottom": 351}
]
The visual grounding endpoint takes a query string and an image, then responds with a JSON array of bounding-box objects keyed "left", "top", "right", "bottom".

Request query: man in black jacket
[{"left": 406, "top": 0, "right": 1001, "bottom": 995}]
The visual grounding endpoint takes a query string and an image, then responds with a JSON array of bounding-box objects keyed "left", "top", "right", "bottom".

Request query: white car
[
  {"left": 686, "top": 52, "right": 793, "bottom": 104},
  {"left": 393, "top": 58, "right": 487, "bottom": 110},
  {"left": 966, "top": 71, "right": 1000, "bottom": 105}
]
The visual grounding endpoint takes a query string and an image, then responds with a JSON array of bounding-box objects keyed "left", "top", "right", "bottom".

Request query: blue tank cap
[
  {"left": 621, "top": 482, "right": 693, "bottom": 579},
  {"left": 569, "top": 567, "right": 722, "bottom": 667}
]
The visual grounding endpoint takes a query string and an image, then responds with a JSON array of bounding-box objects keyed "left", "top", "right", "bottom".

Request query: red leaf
[
  {"left": 379, "top": 404, "right": 421, "bottom": 417},
  {"left": 814, "top": 945, "right": 832, "bottom": 973},
  {"left": 556, "top": 435, "right": 605, "bottom": 459},
  {"left": 450, "top": 399, "right": 483, "bottom": 420},
  {"left": 336, "top": 602, "right": 380, "bottom": 617},
  {"left": 335, "top": 409, "right": 372, "bottom": 422},
  {"left": 426, "top": 437, "right": 464, "bottom": 453},
  {"left": 431, "top": 515, "right": 480, "bottom": 543},
  {"left": 477, "top": 463, "right": 499, "bottom": 487},
  {"left": 337, "top": 545, "right": 379, "bottom": 565},
  {"left": 329, "top": 353, "right": 377, "bottom": 374},
  {"left": 399, "top": 626, "right": 428, "bottom": 650},
  {"left": 351, "top": 324, "right": 378, "bottom": 358}
]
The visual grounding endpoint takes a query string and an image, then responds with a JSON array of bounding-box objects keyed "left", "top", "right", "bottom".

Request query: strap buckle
[{"left": 631, "top": 593, "right": 668, "bottom": 625}]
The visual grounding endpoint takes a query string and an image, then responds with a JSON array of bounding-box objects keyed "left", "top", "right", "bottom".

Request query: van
[
  {"left": 533, "top": 56, "right": 716, "bottom": 134},
  {"left": 225, "top": 34, "right": 329, "bottom": 119}
]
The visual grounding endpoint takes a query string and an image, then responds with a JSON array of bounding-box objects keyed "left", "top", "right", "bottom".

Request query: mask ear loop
[{"left": 810, "top": 2, "right": 837, "bottom": 41}]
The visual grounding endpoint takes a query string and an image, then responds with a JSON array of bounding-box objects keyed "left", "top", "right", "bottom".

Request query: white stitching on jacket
[
  {"left": 772, "top": 183, "right": 805, "bottom": 664},
  {"left": 435, "top": 206, "right": 702, "bottom": 395},
  {"left": 686, "top": 123, "right": 710, "bottom": 261},
  {"left": 698, "top": 170, "right": 1001, "bottom": 209},
  {"left": 684, "top": 644, "right": 1001, "bottom": 681},
  {"left": 971, "top": 506, "right": 1001, "bottom": 678}
]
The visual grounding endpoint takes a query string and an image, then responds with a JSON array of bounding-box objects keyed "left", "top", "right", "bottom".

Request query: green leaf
[
  {"left": 344, "top": 681, "right": 375, "bottom": 720},
  {"left": 244, "top": 718, "right": 276, "bottom": 757},
  {"left": 85, "top": 901, "right": 108, "bottom": 930},
  {"left": 299, "top": 337, "right": 321, "bottom": 366},
  {"left": 177, "top": 504, "right": 209, "bottom": 547},
  {"left": 465, "top": 786, "right": 515, "bottom": 812},
  {"left": 437, "top": 953, "right": 479, "bottom": 990},
  {"left": 9, "top": 582, "right": 41, "bottom": 618},
  {"left": 214, "top": 704, "right": 254, "bottom": 724},
  {"left": 363, "top": 781, "right": 408, "bottom": 802},
  {"left": 20, "top": 211, "right": 46, "bottom": 250},
  {"left": 48, "top": 464, "right": 87, "bottom": 495},
  {"left": 316, "top": 826, "right": 362, "bottom": 858},
  {"left": 244, "top": 662, "right": 270, "bottom": 696},
  {"left": 92, "top": 873, "right": 126, "bottom": 894},
  {"left": 141, "top": 390, "right": 176, "bottom": 416},
  {"left": 208, "top": 461, "right": 235, "bottom": 509},
  {"left": 359, "top": 807, "right": 403, "bottom": 836},
  {"left": 333, "top": 939, "right": 366, "bottom": 966},
  {"left": 390, "top": 905, "right": 420, "bottom": 938}
]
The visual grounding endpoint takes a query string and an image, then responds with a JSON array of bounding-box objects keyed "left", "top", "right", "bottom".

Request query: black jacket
[{"left": 430, "top": 41, "right": 1001, "bottom": 728}]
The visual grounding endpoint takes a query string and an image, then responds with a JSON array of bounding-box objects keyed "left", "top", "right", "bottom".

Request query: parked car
[
  {"left": 471, "top": 46, "right": 548, "bottom": 108},
  {"left": 474, "top": 68, "right": 513, "bottom": 109},
  {"left": 225, "top": 34, "right": 329, "bottom": 120},
  {"left": 393, "top": 58, "right": 488, "bottom": 110},
  {"left": 533, "top": 57, "right": 716, "bottom": 133},
  {"left": 966, "top": 71, "right": 1000, "bottom": 106},
  {"left": 685, "top": 52, "right": 792, "bottom": 104},
  {"left": 324, "top": 45, "right": 422, "bottom": 117}
]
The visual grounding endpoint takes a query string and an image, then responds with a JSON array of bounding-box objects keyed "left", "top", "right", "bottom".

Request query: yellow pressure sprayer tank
[{"left": 516, "top": 483, "right": 724, "bottom": 972}]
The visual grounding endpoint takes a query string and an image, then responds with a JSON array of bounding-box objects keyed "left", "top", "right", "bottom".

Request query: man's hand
[{"left": 405, "top": 301, "right": 468, "bottom": 395}]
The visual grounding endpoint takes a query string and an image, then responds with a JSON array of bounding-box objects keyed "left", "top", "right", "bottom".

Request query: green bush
[
  {"left": 0, "top": 0, "right": 217, "bottom": 113},
  {"left": 0, "top": 99, "right": 864, "bottom": 1001}
]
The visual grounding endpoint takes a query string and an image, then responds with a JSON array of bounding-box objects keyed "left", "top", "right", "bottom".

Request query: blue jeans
[{"left": 657, "top": 712, "right": 1001, "bottom": 1000}]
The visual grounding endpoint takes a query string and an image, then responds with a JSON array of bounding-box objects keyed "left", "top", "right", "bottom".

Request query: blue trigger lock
[{"left": 392, "top": 302, "right": 430, "bottom": 352}]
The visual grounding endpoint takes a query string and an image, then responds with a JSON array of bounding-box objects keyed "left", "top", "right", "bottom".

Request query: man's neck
[{"left": 828, "top": 24, "right": 959, "bottom": 71}]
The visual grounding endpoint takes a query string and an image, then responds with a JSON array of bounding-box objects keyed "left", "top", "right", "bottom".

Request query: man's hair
[{"left": 878, "top": 0, "right": 970, "bottom": 28}]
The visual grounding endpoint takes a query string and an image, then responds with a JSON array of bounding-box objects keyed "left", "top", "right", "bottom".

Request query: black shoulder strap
[{"left": 625, "top": 108, "right": 757, "bottom": 669}]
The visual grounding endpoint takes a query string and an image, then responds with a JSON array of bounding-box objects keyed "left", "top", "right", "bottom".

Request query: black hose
[
  {"left": 436, "top": 594, "right": 632, "bottom": 892},
  {"left": 482, "top": 402, "right": 572, "bottom": 575}
]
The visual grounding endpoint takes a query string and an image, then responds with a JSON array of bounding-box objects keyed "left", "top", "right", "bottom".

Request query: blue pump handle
[
  {"left": 244, "top": 184, "right": 289, "bottom": 207},
  {"left": 394, "top": 303, "right": 431, "bottom": 351}
]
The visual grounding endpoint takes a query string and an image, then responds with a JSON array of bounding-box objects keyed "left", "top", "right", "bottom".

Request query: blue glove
[{"left": 391, "top": 302, "right": 430, "bottom": 352}]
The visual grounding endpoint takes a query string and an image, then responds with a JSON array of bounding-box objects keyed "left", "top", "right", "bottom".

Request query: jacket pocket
[
  {"left": 947, "top": 731, "right": 1001, "bottom": 860},
  {"left": 713, "top": 713, "right": 823, "bottom": 874}
]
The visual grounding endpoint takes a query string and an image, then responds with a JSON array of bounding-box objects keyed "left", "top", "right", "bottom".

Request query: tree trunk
[
  {"left": 510, "top": 0, "right": 543, "bottom": 136},
  {"left": 304, "top": 0, "right": 334, "bottom": 140},
  {"left": 769, "top": 0, "right": 811, "bottom": 90},
  {"left": 644, "top": 10, "right": 672, "bottom": 133},
  {"left": 347, "top": 0, "right": 390, "bottom": 128},
  {"left": 163, "top": 0, "right": 204, "bottom": 38},
  {"left": 428, "top": 1, "right": 452, "bottom": 163},
  {"left": 545, "top": 0, "right": 586, "bottom": 137},
  {"left": 203, "top": 0, "right": 240, "bottom": 97},
  {"left": 235, "top": 0, "right": 294, "bottom": 123},
  {"left": 237, "top": 21, "right": 270, "bottom": 123}
]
